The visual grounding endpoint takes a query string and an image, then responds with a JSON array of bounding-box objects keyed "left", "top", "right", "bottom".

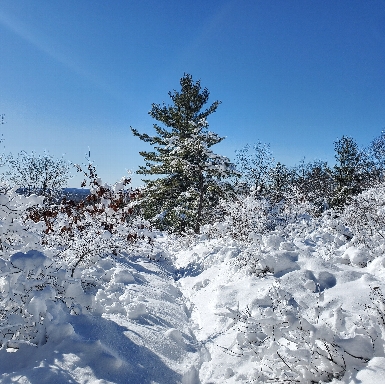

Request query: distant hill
[
  {"left": 62, "top": 188, "right": 90, "bottom": 202},
  {"left": 15, "top": 188, "right": 90, "bottom": 202}
]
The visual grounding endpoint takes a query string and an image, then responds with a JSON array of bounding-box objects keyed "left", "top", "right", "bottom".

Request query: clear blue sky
[{"left": 1, "top": 0, "right": 384, "bottom": 187}]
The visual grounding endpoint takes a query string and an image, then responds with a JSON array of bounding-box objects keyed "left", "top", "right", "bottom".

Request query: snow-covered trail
[
  {"left": 171, "top": 239, "right": 276, "bottom": 383},
  {"left": 2, "top": 229, "right": 385, "bottom": 383},
  {"left": 0, "top": 250, "right": 204, "bottom": 384},
  {"left": 91, "top": 255, "right": 204, "bottom": 384}
]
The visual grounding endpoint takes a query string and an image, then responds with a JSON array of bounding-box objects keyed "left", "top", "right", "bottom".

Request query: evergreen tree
[
  {"left": 368, "top": 130, "right": 385, "bottom": 182},
  {"left": 267, "top": 162, "right": 294, "bottom": 203},
  {"left": 292, "top": 160, "right": 334, "bottom": 214},
  {"left": 332, "top": 136, "right": 363, "bottom": 207},
  {"left": 131, "top": 74, "right": 237, "bottom": 233}
]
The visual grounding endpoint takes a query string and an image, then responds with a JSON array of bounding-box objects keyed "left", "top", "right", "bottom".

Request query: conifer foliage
[
  {"left": 131, "top": 74, "right": 237, "bottom": 233},
  {"left": 332, "top": 136, "right": 365, "bottom": 207}
]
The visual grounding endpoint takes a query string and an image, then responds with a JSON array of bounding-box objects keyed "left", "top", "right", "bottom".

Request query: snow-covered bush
[
  {"left": 0, "top": 184, "right": 44, "bottom": 258},
  {"left": 218, "top": 284, "right": 375, "bottom": 383},
  {"left": 202, "top": 195, "right": 274, "bottom": 241},
  {"left": 28, "top": 164, "right": 153, "bottom": 276},
  {"left": 231, "top": 239, "right": 299, "bottom": 278},
  {"left": 203, "top": 189, "right": 316, "bottom": 242},
  {"left": 0, "top": 250, "right": 92, "bottom": 349},
  {"left": 281, "top": 186, "right": 319, "bottom": 222},
  {"left": 342, "top": 183, "right": 385, "bottom": 249},
  {"left": 366, "top": 286, "right": 385, "bottom": 338},
  {"left": 5, "top": 151, "right": 71, "bottom": 199},
  {"left": 0, "top": 166, "right": 155, "bottom": 350}
]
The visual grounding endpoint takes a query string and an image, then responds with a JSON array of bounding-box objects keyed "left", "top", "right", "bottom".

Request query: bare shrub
[
  {"left": 6, "top": 151, "right": 71, "bottom": 199},
  {"left": 28, "top": 163, "right": 152, "bottom": 276},
  {"left": 218, "top": 284, "right": 373, "bottom": 383}
]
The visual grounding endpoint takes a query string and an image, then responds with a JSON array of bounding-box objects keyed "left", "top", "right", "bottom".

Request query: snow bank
[{"left": 2, "top": 183, "right": 385, "bottom": 382}]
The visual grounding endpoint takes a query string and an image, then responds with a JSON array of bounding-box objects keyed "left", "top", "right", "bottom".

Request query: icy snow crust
[{"left": 1, "top": 224, "right": 385, "bottom": 383}]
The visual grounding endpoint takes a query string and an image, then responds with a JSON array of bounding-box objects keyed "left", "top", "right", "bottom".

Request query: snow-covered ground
[{"left": 1, "top": 216, "right": 385, "bottom": 383}]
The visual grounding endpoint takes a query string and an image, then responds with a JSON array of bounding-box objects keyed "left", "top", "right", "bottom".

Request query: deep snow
[{"left": 1, "top": 223, "right": 385, "bottom": 383}]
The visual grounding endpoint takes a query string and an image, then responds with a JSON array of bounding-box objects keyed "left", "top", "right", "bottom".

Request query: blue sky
[{"left": 1, "top": 0, "right": 385, "bottom": 187}]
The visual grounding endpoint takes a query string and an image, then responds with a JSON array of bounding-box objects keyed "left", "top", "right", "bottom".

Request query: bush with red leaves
[{"left": 28, "top": 164, "right": 153, "bottom": 277}]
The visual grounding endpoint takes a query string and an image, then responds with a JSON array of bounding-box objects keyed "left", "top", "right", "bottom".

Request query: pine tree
[
  {"left": 292, "top": 160, "right": 334, "bottom": 214},
  {"left": 267, "top": 162, "right": 294, "bottom": 203},
  {"left": 131, "top": 74, "right": 237, "bottom": 233},
  {"left": 369, "top": 131, "right": 385, "bottom": 182},
  {"left": 332, "top": 136, "right": 363, "bottom": 207}
]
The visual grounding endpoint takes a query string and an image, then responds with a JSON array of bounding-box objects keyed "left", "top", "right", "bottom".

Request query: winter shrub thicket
[
  {"left": 5, "top": 151, "right": 71, "bottom": 200},
  {"left": 201, "top": 130, "right": 385, "bottom": 245},
  {"left": 219, "top": 284, "right": 379, "bottom": 383},
  {"left": 230, "top": 132, "right": 385, "bottom": 226},
  {"left": 202, "top": 195, "right": 274, "bottom": 241},
  {"left": 0, "top": 163, "right": 154, "bottom": 348},
  {"left": 342, "top": 182, "right": 385, "bottom": 249},
  {"left": 27, "top": 163, "right": 153, "bottom": 276},
  {"left": 0, "top": 185, "right": 85, "bottom": 348},
  {"left": 0, "top": 250, "right": 92, "bottom": 348},
  {"left": 0, "top": 184, "right": 43, "bottom": 257},
  {"left": 234, "top": 144, "right": 335, "bottom": 213},
  {"left": 202, "top": 188, "right": 317, "bottom": 242}
]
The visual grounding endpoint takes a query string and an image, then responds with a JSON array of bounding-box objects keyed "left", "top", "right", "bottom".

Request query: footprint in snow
[
  {"left": 304, "top": 270, "right": 337, "bottom": 292},
  {"left": 193, "top": 279, "right": 210, "bottom": 291}
]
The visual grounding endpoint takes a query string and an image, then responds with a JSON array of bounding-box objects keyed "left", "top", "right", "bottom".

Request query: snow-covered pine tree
[
  {"left": 332, "top": 136, "right": 364, "bottom": 207},
  {"left": 131, "top": 74, "right": 237, "bottom": 233}
]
